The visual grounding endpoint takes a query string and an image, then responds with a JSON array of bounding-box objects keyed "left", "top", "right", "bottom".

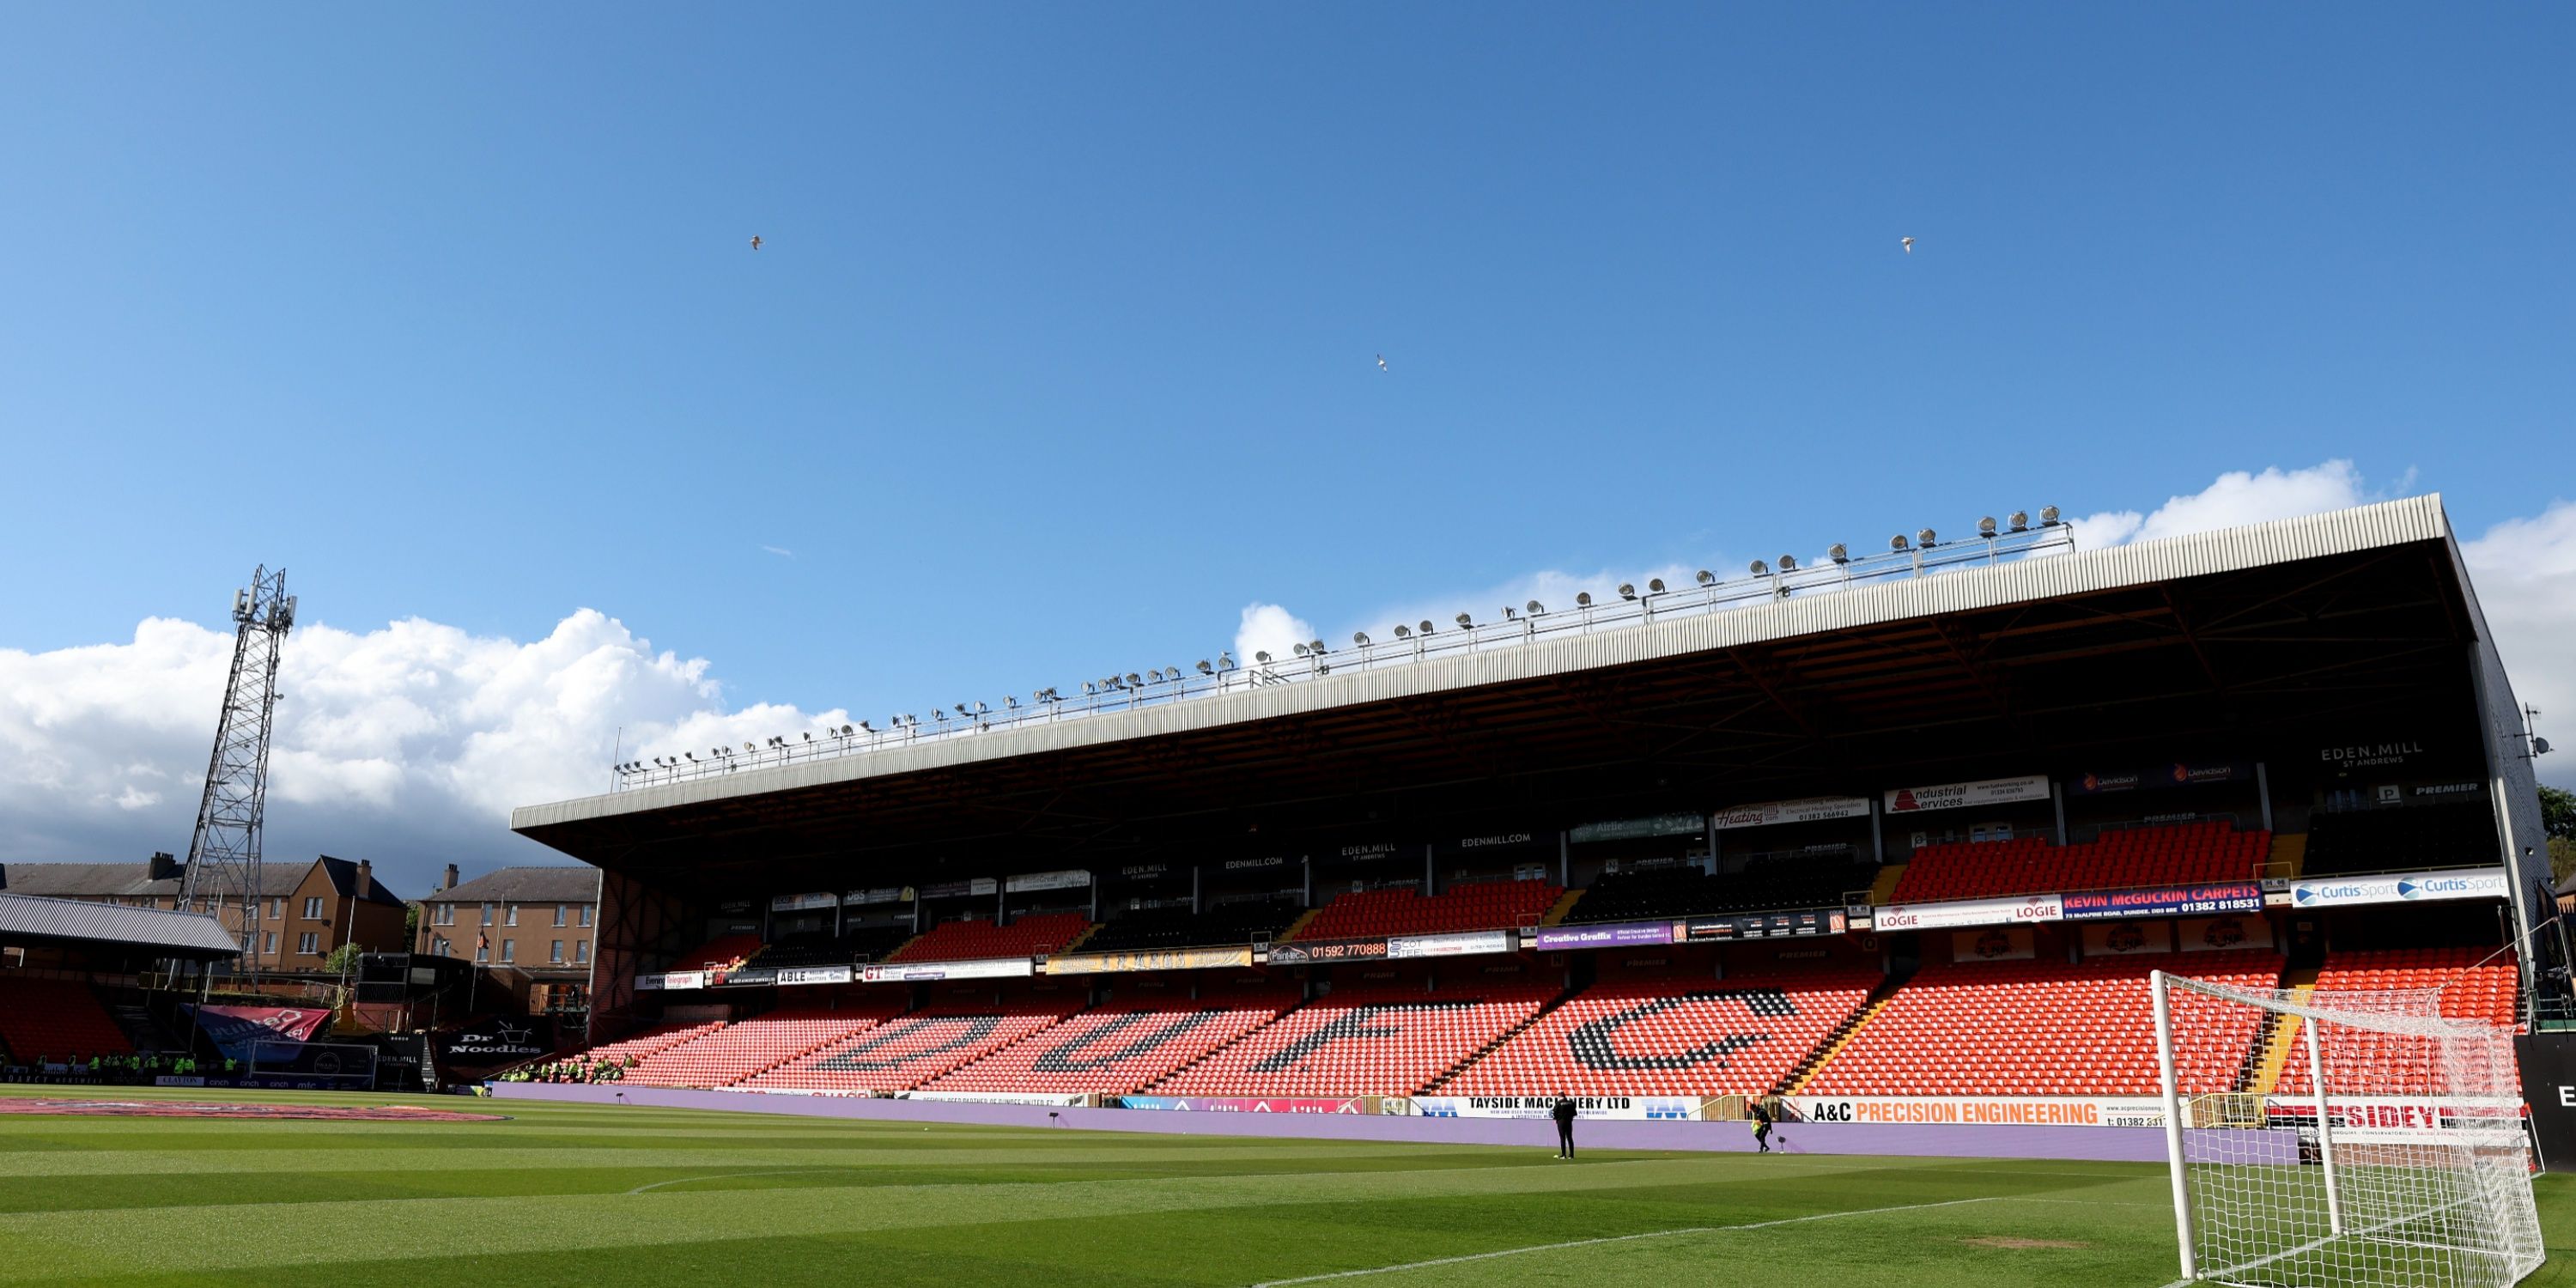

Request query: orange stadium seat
[
  {"left": 2274, "top": 947, "right": 2519, "bottom": 1098},
  {"left": 1288, "top": 881, "right": 1560, "bottom": 942},
  {"left": 0, "top": 977, "right": 132, "bottom": 1063},
  {"left": 1442, "top": 970, "right": 1879, "bottom": 1099},
  {"left": 887, "top": 913, "right": 1090, "bottom": 963},
  {"left": 1799, "top": 951, "right": 2284, "bottom": 1097},
  {"left": 923, "top": 990, "right": 1301, "bottom": 1096},
  {"left": 622, "top": 1005, "right": 908, "bottom": 1089},
  {"left": 1890, "top": 821, "right": 2268, "bottom": 903},
  {"left": 1147, "top": 981, "right": 1558, "bottom": 1098},
  {"left": 744, "top": 998, "right": 1084, "bottom": 1093}
]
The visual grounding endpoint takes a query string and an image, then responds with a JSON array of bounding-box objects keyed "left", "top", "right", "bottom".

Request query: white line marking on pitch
[
  {"left": 1246, "top": 1196, "right": 2006, "bottom": 1285},
  {"left": 626, "top": 1168, "right": 848, "bottom": 1194}
]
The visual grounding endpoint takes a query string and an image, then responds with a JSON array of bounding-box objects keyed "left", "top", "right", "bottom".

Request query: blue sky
[{"left": 3, "top": 6, "right": 2571, "bottom": 889}]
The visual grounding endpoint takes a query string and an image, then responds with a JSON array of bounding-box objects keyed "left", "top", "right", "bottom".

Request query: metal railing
[{"left": 612, "top": 519, "right": 2076, "bottom": 791}]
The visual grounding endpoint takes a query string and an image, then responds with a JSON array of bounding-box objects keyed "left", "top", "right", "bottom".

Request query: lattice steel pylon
[{"left": 179, "top": 566, "right": 296, "bottom": 969}]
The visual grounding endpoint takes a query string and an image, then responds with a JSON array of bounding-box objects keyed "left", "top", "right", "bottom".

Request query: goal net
[{"left": 2150, "top": 969, "right": 2543, "bottom": 1287}]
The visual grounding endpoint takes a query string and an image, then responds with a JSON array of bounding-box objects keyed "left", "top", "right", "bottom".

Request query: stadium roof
[
  {"left": 0, "top": 861, "right": 179, "bottom": 900},
  {"left": 0, "top": 893, "right": 241, "bottom": 959},
  {"left": 513, "top": 495, "right": 2522, "bottom": 896}
]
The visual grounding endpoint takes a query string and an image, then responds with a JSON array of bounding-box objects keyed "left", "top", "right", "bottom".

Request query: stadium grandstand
[{"left": 502, "top": 496, "right": 2561, "bottom": 1145}]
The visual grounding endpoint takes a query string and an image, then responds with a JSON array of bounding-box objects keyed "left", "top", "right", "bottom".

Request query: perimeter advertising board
[
  {"left": 2288, "top": 867, "right": 2510, "bottom": 909},
  {"left": 2061, "top": 882, "right": 2263, "bottom": 920},
  {"left": 1412, "top": 1095, "right": 1704, "bottom": 1121},
  {"left": 1873, "top": 894, "right": 2063, "bottom": 933},
  {"left": 1711, "top": 796, "right": 1872, "bottom": 830},
  {"left": 860, "top": 958, "right": 1031, "bottom": 982},
  {"left": 1116, "top": 1096, "right": 1383, "bottom": 1115},
  {"left": 1680, "top": 909, "right": 1844, "bottom": 941},
  {"left": 1044, "top": 946, "right": 1257, "bottom": 975},
  {"left": 775, "top": 965, "right": 855, "bottom": 986},
  {"left": 1883, "top": 775, "right": 2050, "bottom": 815},
  {"left": 1386, "top": 930, "right": 1515, "bottom": 960},
  {"left": 1529, "top": 921, "right": 1679, "bottom": 951},
  {"left": 1782, "top": 1095, "right": 2168, "bottom": 1128},
  {"left": 1266, "top": 939, "right": 1389, "bottom": 965}
]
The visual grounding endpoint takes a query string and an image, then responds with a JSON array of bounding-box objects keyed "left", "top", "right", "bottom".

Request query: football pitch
[{"left": 1, "top": 1087, "right": 2568, "bottom": 1287}]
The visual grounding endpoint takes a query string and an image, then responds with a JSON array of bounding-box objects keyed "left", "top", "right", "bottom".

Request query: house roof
[
  {"left": 0, "top": 893, "right": 240, "bottom": 958},
  {"left": 0, "top": 862, "right": 178, "bottom": 899},
  {"left": 424, "top": 866, "right": 600, "bottom": 906},
  {"left": 318, "top": 855, "right": 407, "bottom": 908}
]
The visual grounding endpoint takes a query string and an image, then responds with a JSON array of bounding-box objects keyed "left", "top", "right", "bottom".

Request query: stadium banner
[
  {"left": 1386, "top": 930, "right": 1516, "bottom": 960},
  {"left": 2178, "top": 914, "right": 2274, "bottom": 952},
  {"left": 2316, "top": 738, "right": 2429, "bottom": 774},
  {"left": 1005, "top": 869, "right": 1091, "bottom": 894},
  {"left": 1436, "top": 829, "right": 1547, "bottom": 857},
  {"left": 633, "top": 970, "right": 709, "bottom": 991},
  {"left": 1223, "top": 855, "right": 1291, "bottom": 871},
  {"left": 903, "top": 1091, "right": 1092, "bottom": 1107},
  {"left": 432, "top": 1016, "right": 555, "bottom": 1066},
  {"left": 1412, "top": 1095, "right": 1704, "bottom": 1121},
  {"left": 2287, "top": 866, "right": 2510, "bottom": 909},
  {"left": 1711, "top": 796, "right": 1872, "bottom": 830},
  {"left": 908, "top": 878, "right": 999, "bottom": 900},
  {"left": 775, "top": 965, "right": 856, "bottom": 986},
  {"left": 2078, "top": 920, "right": 2174, "bottom": 956},
  {"left": 719, "top": 966, "right": 777, "bottom": 986},
  {"left": 862, "top": 957, "right": 1031, "bottom": 981},
  {"left": 2068, "top": 762, "right": 2249, "bottom": 794},
  {"left": 1044, "top": 945, "right": 1257, "bottom": 975},
  {"left": 250, "top": 1040, "right": 377, "bottom": 1088},
  {"left": 1568, "top": 812, "right": 1704, "bottom": 844},
  {"left": 185, "top": 1005, "right": 334, "bottom": 1063},
  {"left": 1883, "top": 774, "right": 2050, "bottom": 814},
  {"left": 1782, "top": 1095, "right": 2168, "bottom": 1128},
  {"left": 2061, "top": 881, "right": 2264, "bottom": 920},
  {"left": 1530, "top": 920, "right": 1681, "bottom": 951},
  {"left": 769, "top": 891, "right": 836, "bottom": 912},
  {"left": 843, "top": 886, "right": 906, "bottom": 907},
  {"left": 2261, "top": 1095, "right": 2527, "bottom": 1133},
  {"left": 1869, "top": 894, "right": 2063, "bottom": 932},
  {"left": 1952, "top": 927, "right": 2036, "bottom": 961},
  {"left": 1681, "top": 909, "right": 1844, "bottom": 941},
  {"left": 1266, "top": 938, "right": 1390, "bottom": 964},
  {"left": 1115, "top": 1095, "right": 1384, "bottom": 1115}
]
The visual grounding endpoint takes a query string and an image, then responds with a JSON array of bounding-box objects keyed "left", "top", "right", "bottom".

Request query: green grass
[{"left": 0, "top": 1084, "right": 2567, "bottom": 1286}]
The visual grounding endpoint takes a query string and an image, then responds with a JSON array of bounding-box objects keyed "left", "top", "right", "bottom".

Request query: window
[
  {"left": 436, "top": 902, "right": 454, "bottom": 927},
  {"left": 574, "top": 939, "right": 589, "bottom": 963},
  {"left": 500, "top": 939, "right": 516, "bottom": 963},
  {"left": 482, "top": 902, "right": 494, "bottom": 926},
  {"left": 296, "top": 932, "right": 319, "bottom": 956},
  {"left": 433, "top": 937, "right": 450, "bottom": 957},
  {"left": 579, "top": 904, "right": 592, "bottom": 927},
  {"left": 550, "top": 940, "right": 564, "bottom": 963},
  {"left": 554, "top": 905, "right": 567, "bottom": 927},
  {"left": 476, "top": 940, "right": 489, "bottom": 963},
  {"left": 263, "top": 932, "right": 277, "bottom": 953},
  {"left": 505, "top": 904, "right": 519, "bottom": 927},
  {"left": 302, "top": 896, "right": 323, "bottom": 920}
]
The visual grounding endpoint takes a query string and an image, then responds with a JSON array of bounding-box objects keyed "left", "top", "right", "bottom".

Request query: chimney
[
  {"left": 355, "top": 860, "right": 374, "bottom": 898},
  {"left": 442, "top": 863, "right": 459, "bottom": 892},
  {"left": 148, "top": 851, "right": 181, "bottom": 883}
]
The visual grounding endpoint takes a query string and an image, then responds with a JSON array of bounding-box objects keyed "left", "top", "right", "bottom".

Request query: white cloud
[
  {"left": 761, "top": 545, "right": 794, "bottom": 558},
  {"left": 0, "top": 611, "right": 845, "bottom": 897},
  {"left": 1233, "top": 602, "right": 1316, "bottom": 665},
  {"left": 2069, "top": 460, "right": 2373, "bottom": 551},
  {"left": 2463, "top": 500, "right": 2576, "bottom": 788}
]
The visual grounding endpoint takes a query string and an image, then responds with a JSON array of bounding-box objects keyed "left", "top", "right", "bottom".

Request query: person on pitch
[
  {"left": 1750, "top": 1101, "right": 1775, "bottom": 1153},
  {"left": 1552, "top": 1093, "right": 1578, "bottom": 1159}
]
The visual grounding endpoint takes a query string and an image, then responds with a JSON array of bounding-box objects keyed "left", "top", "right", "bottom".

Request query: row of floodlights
[{"left": 616, "top": 509, "right": 2060, "bottom": 776}]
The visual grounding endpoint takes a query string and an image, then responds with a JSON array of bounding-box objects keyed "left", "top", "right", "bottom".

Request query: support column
[{"left": 2255, "top": 761, "right": 2274, "bottom": 833}]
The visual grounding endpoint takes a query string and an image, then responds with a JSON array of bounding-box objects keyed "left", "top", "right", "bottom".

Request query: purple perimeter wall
[{"left": 490, "top": 1083, "right": 2227, "bottom": 1163}]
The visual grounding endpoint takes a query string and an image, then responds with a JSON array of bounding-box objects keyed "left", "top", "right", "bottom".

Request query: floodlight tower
[{"left": 179, "top": 566, "right": 296, "bottom": 967}]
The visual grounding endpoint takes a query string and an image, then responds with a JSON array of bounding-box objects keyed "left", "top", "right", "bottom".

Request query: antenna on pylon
[{"left": 179, "top": 565, "right": 295, "bottom": 974}]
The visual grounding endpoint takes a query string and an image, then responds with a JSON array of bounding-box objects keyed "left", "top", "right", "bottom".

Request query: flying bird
[
  {"left": 750, "top": 235, "right": 763, "bottom": 251},
  {"left": 1376, "top": 354, "right": 1388, "bottom": 373},
  {"left": 1900, "top": 236, "right": 1915, "bottom": 254}
]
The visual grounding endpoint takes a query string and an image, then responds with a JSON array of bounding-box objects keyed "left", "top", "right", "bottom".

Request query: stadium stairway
[
  {"left": 1053, "top": 923, "right": 1104, "bottom": 956},
  {"left": 1275, "top": 907, "right": 1324, "bottom": 942},
  {"left": 2239, "top": 967, "right": 2321, "bottom": 1096},
  {"left": 1867, "top": 864, "right": 1906, "bottom": 904},
  {"left": 2264, "top": 834, "right": 2308, "bottom": 880},
  {"left": 107, "top": 999, "right": 183, "bottom": 1054},
  {"left": 1535, "top": 889, "right": 1584, "bottom": 927},
  {"left": 1778, "top": 969, "right": 1911, "bottom": 1095}
]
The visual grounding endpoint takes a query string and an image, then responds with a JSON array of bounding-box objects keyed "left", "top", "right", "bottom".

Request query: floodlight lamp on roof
[
  {"left": 1394, "top": 624, "right": 1411, "bottom": 638},
  {"left": 1828, "top": 543, "right": 1849, "bottom": 562},
  {"left": 1778, "top": 554, "right": 1798, "bottom": 570},
  {"left": 1889, "top": 534, "right": 1911, "bottom": 551},
  {"left": 1978, "top": 515, "right": 1998, "bottom": 536},
  {"left": 1218, "top": 653, "right": 1235, "bottom": 668},
  {"left": 1353, "top": 631, "right": 1370, "bottom": 646},
  {"left": 1419, "top": 620, "right": 1435, "bottom": 634},
  {"left": 855, "top": 720, "right": 871, "bottom": 732},
  {"left": 1455, "top": 612, "right": 1474, "bottom": 627},
  {"left": 1148, "top": 669, "right": 1164, "bottom": 682},
  {"left": 2009, "top": 511, "right": 2029, "bottom": 531},
  {"left": 1695, "top": 570, "right": 1714, "bottom": 586},
  {"left": 1501, "top": 605, "right": 1518, "bottom": 621},
  {"left": 1197, "top": 659, "right": 1213, "bottom": 674},
  {"left": 1918, "top": 528, "right": 1937, "bottom": 547},
  {"left": 1292, "top": 642, "right": 1310, "bottom": 657},
  {"left": 1749, "top": 559, "right": 1769, "bottom": 576},
  {"left": 1527, "top": 599, "right": 1544, "bottom": 615},
  {"left": 1309, "top": 639, "right": 1325, "bottom": 653},
  {"left": 1125, "top": 672, "right": 1142, "bottom": 687},
  {"left": 1648, "top": 578, "right": 1666, "bottom": 594},
  {"left": 2040, "top": 505, "right": 2061, "bottom": 525},
  {"left": 1618, "top": 583, "right": 1637, "bottom": 599},
  {"left": 1576, "top": 592, "right": 1592, "bottom": 607},
  {"left": 1255, "top": 650, "right": 1273, "bottom": 664}
]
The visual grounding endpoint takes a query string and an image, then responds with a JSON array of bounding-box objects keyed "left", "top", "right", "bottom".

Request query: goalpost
[{"left": 2150, "top": 969, "right": 2543, "bottom": 1287}]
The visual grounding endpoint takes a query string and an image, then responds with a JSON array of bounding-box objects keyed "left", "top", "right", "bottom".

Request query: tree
[
  {"left": 322, "top": 942, "right": 362, "bottom": 975},
  {"left": 404, "top": 902, "right": 422, "bottom": 943},
  {"left": 2542, "top": 785, "right": 2576, "bottom": 841}
]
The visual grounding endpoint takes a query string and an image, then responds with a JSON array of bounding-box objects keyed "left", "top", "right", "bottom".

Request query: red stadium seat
[{"left": 1890, "top": 821, "right": 2268, "bottom": 903}]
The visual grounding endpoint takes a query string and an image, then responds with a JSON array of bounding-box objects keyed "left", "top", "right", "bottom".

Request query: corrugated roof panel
[{"left": 0, "top": 894, "right": 241, "bottom": 956}]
